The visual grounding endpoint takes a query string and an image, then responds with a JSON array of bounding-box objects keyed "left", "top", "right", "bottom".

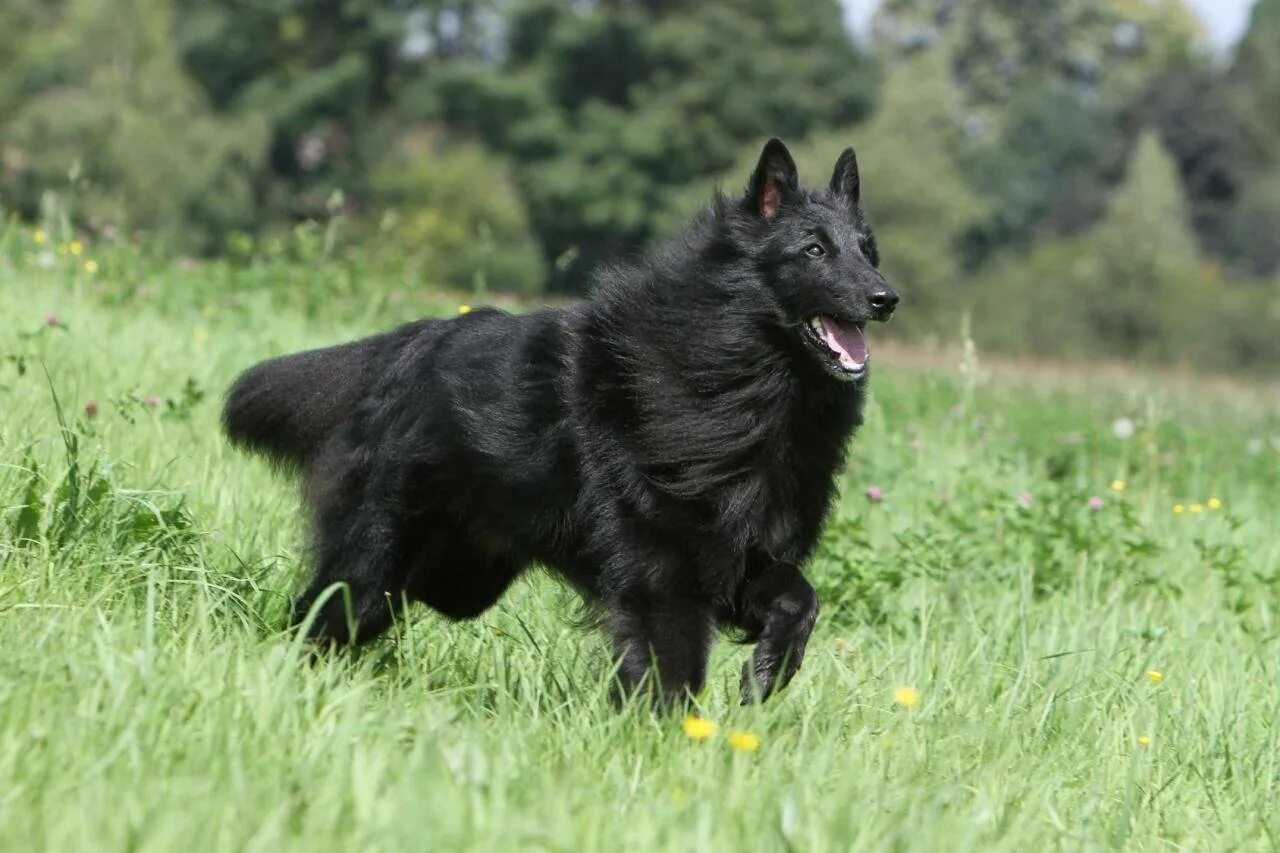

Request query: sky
[{"left": 841, "top": 0, "right": 1258, "bottom": 52}]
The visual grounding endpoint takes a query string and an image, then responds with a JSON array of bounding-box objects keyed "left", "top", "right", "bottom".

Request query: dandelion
[
  {"left": 1088, "top": 495, "right": 1105, "bottom": 511},
  {"left": 83, "top": 259, "right": 98, "bottom": 275},
  {"left": 1207, "top": 497, "right": 1222, "bottom": 510},
  {"left": 457, "top": 304, "right": 472, "bottom": 315},
  {"left": 194, "top": 327, "right": 209, "bottom": 344},
  {"left": 1189, "top": 503, "right": 1204, "bottom": 514},
  {"left": 33, "top": 228, "right": 47, "bottom": 244},
  {"left": 1112, "top": 417, "right": 1136, "bottom": 440},
  {"left": 69, "top": 240, "right": 83, "bottom": 256},
  {"left": 1110, "top": 479, "right": 1126, "bottom": 492},
  {"left": 1146, "top": 669, "right": 1164, "bottom": 683},
  {"left": 682, "top": 716, "right": 718, "bottom": 742},
  {"left": 866, "top": 485, "right": 883, "bottom": 503},
  {"left": 84, "top": 400, "right": 99, "bottom": 418},
  {"left": 891, "top": 685, "right": 920, "bottom": 710},
  {"left": 726, "top": 730, "right": 760, "bottom": 753},
  {"left": 1016, "top": 491, "right": 1034, "bottom": 509},
  {"left": 1137, "top": 735, "right": 1151, "bottom": 747},
  {"left": 1173, "top": 504, "right": 1185, "bottom": 515}
]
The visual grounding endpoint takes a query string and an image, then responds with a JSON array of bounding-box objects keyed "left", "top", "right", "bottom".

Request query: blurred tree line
[{"left": 1, "top": 0, "right": 1277, "bottom": 372}]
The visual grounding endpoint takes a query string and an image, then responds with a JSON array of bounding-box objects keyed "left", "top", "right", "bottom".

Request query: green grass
[{"left": 1, "top": 237, "right": 1278, "bottom": 851}]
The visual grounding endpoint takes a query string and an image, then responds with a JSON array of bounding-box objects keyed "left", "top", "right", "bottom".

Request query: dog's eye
[{"left": 804, "top": 244, "right": 826, "bottom": 258}]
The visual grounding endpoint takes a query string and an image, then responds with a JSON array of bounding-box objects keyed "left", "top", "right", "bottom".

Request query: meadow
[{"left": 1, "top": 229, "right": 1278, "bottom": 851}]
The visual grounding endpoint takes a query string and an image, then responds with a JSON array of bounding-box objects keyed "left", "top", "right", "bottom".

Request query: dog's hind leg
[
  {"left": 608, "top": 592, "right": 715, "bottom": 710},
  {"left": 735, "top": 563, "right": 819, "bottom": 703},
  {"left": 404, "top": 526, "right": 527, "bottom": 620},
  {"left": 291, "top": 464, "right": 421, "bottom": 646}
]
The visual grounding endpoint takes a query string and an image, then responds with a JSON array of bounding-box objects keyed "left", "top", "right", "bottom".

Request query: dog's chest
[{"left": 737, "top": 435, "right": 843, "bottom": 563}]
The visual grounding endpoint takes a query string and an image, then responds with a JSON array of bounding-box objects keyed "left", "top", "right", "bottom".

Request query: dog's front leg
[
  {"left": 738, "top": 564, "right": 819, "bottom": 703},
  {"left": 608, "top": 592, "right": 714, "bottom": 710}
]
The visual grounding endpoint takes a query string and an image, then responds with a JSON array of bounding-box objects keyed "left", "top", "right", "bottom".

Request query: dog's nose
[{"left": 868, "top": 288, "right": 899, "bottom": 318}]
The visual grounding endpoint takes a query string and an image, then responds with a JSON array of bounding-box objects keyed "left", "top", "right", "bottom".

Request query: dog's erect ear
[
  {"left": 830, "top": 147, "right": 860, "bottom": 204},
  {"left": 747, "top": 138, "right": 799, "bottom": 221}
]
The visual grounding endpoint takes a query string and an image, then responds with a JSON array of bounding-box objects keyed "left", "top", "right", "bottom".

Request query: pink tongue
[{"left": 819, "top": 316, "right": 868, "bottom": 367}]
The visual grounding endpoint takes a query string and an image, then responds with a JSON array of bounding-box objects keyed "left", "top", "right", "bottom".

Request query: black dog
[{"left": 223, "top": 139, "right": 898, "bottom": 705}]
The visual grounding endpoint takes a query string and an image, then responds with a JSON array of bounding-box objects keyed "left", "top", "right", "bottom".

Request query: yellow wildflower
[
  {"left": 682, "top": 716, "right": 718, "bottom": 742},
  {"left": 726, "top": 730, "right": 760, "bottom": 753},
  {"left": 1173, "top": 504, "right": 1185, "bottom": 515},
  {"left": 1110, "top": 479, "right": 1126, "bottom": 492},
  {"left": 33, "top": 229, "right": 47, "bottom": 244},
  {"left": 1146, "top": 669, "right": 1164, "bottom": 684},
  {"left": 458, "top": 304, "right": 472, "bottom": 315},
  {"left": 69, "top": 240, "right": 83, "bottom": 256},
  {"left": 83, "top": 260, "right": 98, "bottom": 275},
  {"left": 1137, "top": 735, "right": 1151, "bottom": 747},
  {"left": 1189, "top": 503, "right": 1204, "bottom": 514},
  {"left": 1207, "top": 497, "right": 1222, "bottom": 510},
  {"left": 194, "top": 327, "right": 209, "bottom": 344},
  {"left": 891, "top": 685, "right": 921, "bottom": 710}
]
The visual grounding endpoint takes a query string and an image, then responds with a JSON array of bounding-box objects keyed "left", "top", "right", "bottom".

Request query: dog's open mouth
[{"left": 803, "top": 315, "right": 868, "bottom": 379}]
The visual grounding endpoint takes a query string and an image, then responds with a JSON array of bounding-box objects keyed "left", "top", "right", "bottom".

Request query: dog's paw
[{"left": 739, "top": 659, "right": 774, "bottom": 705}]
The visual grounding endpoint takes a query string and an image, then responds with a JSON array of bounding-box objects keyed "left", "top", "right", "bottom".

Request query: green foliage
[
  {"left": 960, "top": 83, "right": 1121, "bottom": 258},
  {"left": 972, "top": 132, "right": 1221, "bottom": 364},
  {"left": 368, "top": 134, "right": 545, "bottom": 294},
  {"left": 1223, "top": 165, "right": 1280, "bottom": 277},
  {"left": 1139, "top": 66, "right": 1250, "bottom": 261},
  {"left": 1230, "top": 0, "right": 1280, "bottom": 166},
  {"left": 967, "top": 128, "right": 1276, "bottom": 375},
  {"left": 875, "top": 0, "right": 1200, "bottom": 108},
  {"left": 0, "top": 0, "right": 269, "bottom": 251}
]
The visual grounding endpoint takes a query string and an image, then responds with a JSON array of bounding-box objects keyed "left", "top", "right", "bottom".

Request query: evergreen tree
[{"left": 1073, "top": 131, "right": 1202, "bottom": 359}]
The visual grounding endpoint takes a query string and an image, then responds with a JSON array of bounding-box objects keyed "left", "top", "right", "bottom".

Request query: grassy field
[{"left": 1, "top": 234, "right": 1278, "bottom": 851}]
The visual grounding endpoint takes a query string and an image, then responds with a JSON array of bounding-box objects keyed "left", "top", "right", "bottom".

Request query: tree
[
  {"left": 1222, "top": 0, "right": 1280, "bottom": 276},
  {"left": 874, "top": 0, "right": 1201, "bottom": 265},
  {"left": 959, "top": 82, "right": 1123, "bottom": 258},
  {"left": 972, "top": 132, "right": 1208, "bottom": 362},
  {"left": 1137, "top": 66, "right": 1250, "bottom": 262},
  {"left": 1230, "top": 0, "right": 1280, "bottom": 166},
  {"left": 874, "top": 0, "right": 1200, "bottom": 109},
  {"left": 0, "top": 0, "right": 269, "bottom": 249}
]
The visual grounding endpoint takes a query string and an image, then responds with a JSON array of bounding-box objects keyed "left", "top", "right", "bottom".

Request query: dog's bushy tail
[{"left": 223, "top": 322, "right": 424, "bottom": 467}]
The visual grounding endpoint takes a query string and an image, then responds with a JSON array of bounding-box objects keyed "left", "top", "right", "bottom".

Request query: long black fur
[{"left": 223, "top": 139, "right": 899, "bottom": 706}]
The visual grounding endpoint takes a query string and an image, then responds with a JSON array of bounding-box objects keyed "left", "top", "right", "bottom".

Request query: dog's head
[{"left": 731, "top": 138, "right": 898, "bottom": 382}]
